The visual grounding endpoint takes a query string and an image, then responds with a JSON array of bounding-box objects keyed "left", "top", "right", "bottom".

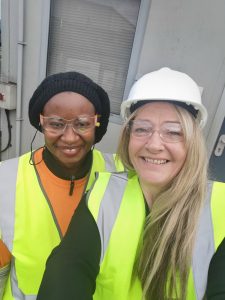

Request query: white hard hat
[{"left": 121, "top": 67, "right": 208, "bottom": 128}]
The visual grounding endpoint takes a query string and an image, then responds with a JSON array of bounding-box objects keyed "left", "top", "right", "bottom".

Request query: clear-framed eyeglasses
[
  {"left": 40, "top": 114, "right": 100, "bottom": 135},
  {"left": 128, "top": 119, "right": 184, "bottom": 143}
]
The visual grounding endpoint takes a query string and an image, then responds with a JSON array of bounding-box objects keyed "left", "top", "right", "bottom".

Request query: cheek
[
  {"left": 43, "top": 133, "right": 57, "bottom": 145},
  {"left": 83, "top": 130, "right": 95, "bottom": 145},
  {"left": 128, "top": 139, "right": 140, "bottom": 164},
  {"left": 173, "top": 144, "right": 187, "bottom": 167},
  {"left": 180, "top": 154, "right": 187, "bottom": 170}
]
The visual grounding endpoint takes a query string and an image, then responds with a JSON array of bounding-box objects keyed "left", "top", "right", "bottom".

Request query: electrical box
[{"left": 0, "top": 83, "right": 17, "bottom": 110}]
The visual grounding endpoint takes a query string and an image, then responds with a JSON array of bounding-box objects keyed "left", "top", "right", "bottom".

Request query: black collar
[{"left": 42, "top": 147, "right": 93, "bottom": 181}]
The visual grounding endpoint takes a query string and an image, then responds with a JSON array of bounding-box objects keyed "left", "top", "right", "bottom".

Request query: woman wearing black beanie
[{"left": 0, "top": 71, "right": 123, "bottom": 299}]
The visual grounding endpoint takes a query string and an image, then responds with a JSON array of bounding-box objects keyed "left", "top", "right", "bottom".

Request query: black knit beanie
[{"left": 29, "top": 71, "right": 110, "bottom": 143}]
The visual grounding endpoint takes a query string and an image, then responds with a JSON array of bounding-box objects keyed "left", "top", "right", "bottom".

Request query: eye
[
  {"left": 162, "top": 123, "right": 184, "bottom": 141},
  {"left": 134, "top": 127, "right": 148, "bottom": 133},
  {"left": 75, "top": 118, "right": 92, "bottom": 130},
  {"left": 132, "top": 125, "right": 151, "bottom": 136},
  {"left": 165, "top": 129, "right": 183, "bottom": 136},
  {"left": 48, "top": 119, "right": 65, "bottom": 129}
]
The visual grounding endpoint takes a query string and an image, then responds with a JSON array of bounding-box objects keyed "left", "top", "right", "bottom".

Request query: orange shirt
[
  {"left": 0, "top": 148, "right": 88, "bottom": 267},
  {"left": 0, "top": 240, "right": 11, "bottom": 267},
  {"left": 34, "top": 148, "right": 88, "bottom": 236}
]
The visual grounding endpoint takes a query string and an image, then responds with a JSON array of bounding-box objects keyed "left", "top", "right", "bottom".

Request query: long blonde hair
[{"left": 117, "top": 105, "right": 208, "bottom": 299}]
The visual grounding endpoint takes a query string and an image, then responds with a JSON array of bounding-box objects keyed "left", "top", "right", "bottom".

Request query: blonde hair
[{"left": 117, "top": 105, "right": 208, "bottom": 299}]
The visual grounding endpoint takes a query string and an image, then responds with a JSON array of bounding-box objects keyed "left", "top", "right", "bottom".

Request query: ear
[
  {"left": 39, "top": 114, "right": 43, "bottom": 126},
  {"left": 95, "top": 114, "right": 101, "bottom": 127}
]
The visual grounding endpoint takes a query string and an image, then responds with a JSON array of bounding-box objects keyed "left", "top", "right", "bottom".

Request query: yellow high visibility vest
[
  {"left": 87, "top": 173, "right": 225, "bottom": 300},
  {"left": 0, "top": 149, "right": 123, "bottom": 300}
]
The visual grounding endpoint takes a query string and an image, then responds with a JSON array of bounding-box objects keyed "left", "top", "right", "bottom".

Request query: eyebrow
[
  {"left": 42, "top": 115, "right": 94, "bottom": 119},
  {"left": 134, "top": 118, "right": 181, "bottom": 124}
]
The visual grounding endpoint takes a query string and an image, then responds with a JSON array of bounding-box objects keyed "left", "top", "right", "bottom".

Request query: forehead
[
  {"left": 134, "top": 102, "right": 180, "bottom": 123},
  {"left": 43, "top": 92, "right": 95, "bottom": 115}
]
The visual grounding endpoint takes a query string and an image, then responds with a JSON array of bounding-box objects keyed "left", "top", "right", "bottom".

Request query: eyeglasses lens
[
  {"left": 129, "top": 120, "right": 184, "bottom": 143},
  {"left": 41, "top": 115, "right": 96, "bottom": 135}
]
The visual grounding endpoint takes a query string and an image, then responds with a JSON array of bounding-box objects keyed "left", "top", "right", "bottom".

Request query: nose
[
  {"left": 144, "top": 131, "right": 164, "bottom": 152},
  {"left": 60, "top": 124, "right": 80, "bottom": 143}
]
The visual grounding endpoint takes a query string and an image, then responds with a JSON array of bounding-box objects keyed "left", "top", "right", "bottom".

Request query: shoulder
[
  {"left": 208, "top": 181, "right": 225, "bottom": 248},
  {"left": 206, "top": 237, "right": 225, "bottom": 299},
  {"left": 87, "top": 171, "right": 135, "bottom": 209},
  {"left": 0, "top": 152, "right": 33, "bottom": 182},
  {"left": 0, "top": 152, "right": 30, "bottom": 167},
  {"left": 92, "top": 148, "right": 104, "bottom": 158},
  {"left": 92, "top": 171, "right": 129, "bottom": 186},
  {"left": 0, "top": 156, "right": 20, "bottom": 175},
  {"left": 210, "top": 180, "right": 225, "bottom": 189},
  {"left": 92, "top": 149, "right": 124, "bottom": 172},
  {"left": 92, "top": 149, "right": 114, "bottom": 163},
  {"left": 206, "top": 180, "right": 225, "bottom": 199}
]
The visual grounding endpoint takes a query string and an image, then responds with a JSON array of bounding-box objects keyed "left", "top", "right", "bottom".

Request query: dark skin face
[{"left": 40, "top": 92, "right": 96, "bottom": 172}]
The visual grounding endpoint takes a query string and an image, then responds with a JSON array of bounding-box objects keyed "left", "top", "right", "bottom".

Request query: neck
[
  {"left": 42, "top": 147, "right": 93, "bottom": 180},
  {"left": 139, "top": 180, "right": 162, "bottom": 209}
]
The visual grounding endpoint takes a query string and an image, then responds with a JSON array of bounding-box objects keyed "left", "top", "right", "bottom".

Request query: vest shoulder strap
[
  {"left": 91, "top": 173, "right": 145, "bottom": 300},
  {"left": 93, "top": 149, "right": 124, "bottom": 172},
  {"left": 192, "top": 180, "right": 225, "bottom": 299},
  {"left": 0, "top": 156, "right": 20, "bottom": 251},
  {"left": 211, "top": 181, "right": 225, "bottom": 248},
  {"left": 87, "top": 172, "right": 128, "bottom": 261}
]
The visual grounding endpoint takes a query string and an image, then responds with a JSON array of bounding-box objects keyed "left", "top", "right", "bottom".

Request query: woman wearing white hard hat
[{"left": 37, "top": 68, "right": 225, "bottom": 300}]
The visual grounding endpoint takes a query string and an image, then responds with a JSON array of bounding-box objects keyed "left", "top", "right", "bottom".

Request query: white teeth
[
  {"left": 64, "top": 148, "right": 76, "bottom": 152},
  {"left": 144, "top": 158, "right": 167, "bottom": 165}
]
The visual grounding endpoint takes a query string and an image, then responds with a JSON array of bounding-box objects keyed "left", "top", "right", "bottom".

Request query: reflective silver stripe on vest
[
  {"left": 0, "top": 157, "right": 19, "bottom": 251},
  {"left": 10, "top": 259, "right": 37, "bottom": 300},
  {"left": 101, "top": 153, "right": 117, "bottom": 172},
  {"left": 192, "top": 181, "right": 214, "bottom": 300},
  {"left": 94, "top": 173, "right": 128, "bottom": 262}
]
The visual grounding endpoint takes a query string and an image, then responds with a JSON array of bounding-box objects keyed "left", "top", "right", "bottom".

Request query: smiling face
[
  {"left": 41, "top": 91, "right": 96, "bottom": 170},
  {"left": 128, "top": 102, "right": 187, "bottom": 195}
]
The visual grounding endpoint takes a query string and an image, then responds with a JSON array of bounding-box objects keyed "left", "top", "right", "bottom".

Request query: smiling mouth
[
  {"left": 143, "top": 158, "right": 167, "bottom": 165},
  {"left": 60, "top": 147, "right": 81, "bottom": 154}
]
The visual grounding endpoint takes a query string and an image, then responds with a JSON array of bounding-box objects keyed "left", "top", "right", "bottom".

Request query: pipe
[{"left": 16, "top": 0, "right": 25, "bottom": 157}]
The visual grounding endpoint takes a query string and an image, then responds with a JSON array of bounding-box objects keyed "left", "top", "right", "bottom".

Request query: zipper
[{"left": 69, "top": 175, "right": 75, "bottom": 196}]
